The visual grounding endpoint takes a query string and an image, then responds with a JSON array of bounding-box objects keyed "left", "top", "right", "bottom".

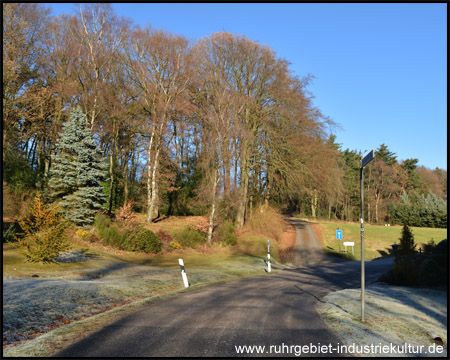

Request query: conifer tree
[
  {"left": 398, "top": 223, "right": 416, "bottom": 255},
  {"left": 48, "top": 106, "right": 106, "bottom": 228}
]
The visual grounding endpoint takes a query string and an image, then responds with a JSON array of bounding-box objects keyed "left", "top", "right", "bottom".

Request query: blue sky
[{"left": 47, "top": 3, "right": 447, "bottom": 170}]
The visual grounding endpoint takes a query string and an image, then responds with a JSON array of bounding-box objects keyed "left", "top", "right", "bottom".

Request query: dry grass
[
  {"left": 246, "top": 206, "right": 286, "bottom": 242},
  {"left": 278, "top": 222, "right": 297, "bottom": 263}
]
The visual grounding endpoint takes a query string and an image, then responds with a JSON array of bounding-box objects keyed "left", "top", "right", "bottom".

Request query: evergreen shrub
[
  {"left": 95, "top": 214, "right": 161, "bottom": 253},
  {"left": 12, "top": 193, "right": 70, "bottom": 263},
  {"left": 124, "top": 227, "right": 162, "bottom": 254},
  {"left": 418, "top": 257, "right": 446, "bottom": 286},
  {"left": 94, "top": 214, "right": 127, "bottom": 248},
  {"left": 172, "top": 226, "right": 206, "bottom": 249},
  {"left": 216, "top": 221, "right": 236, "bottom": 246},
  {"left": 16, "top": 224, "right": 70, "bottom": 263},
  {"left": 388, "top": 224, "right": 447, "bottom": 286},
  {"left": 389, "top": 191, "right": 447, "bottom": 228}
]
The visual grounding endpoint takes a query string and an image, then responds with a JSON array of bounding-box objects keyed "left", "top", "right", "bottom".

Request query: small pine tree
[
  {"left": 398, "top": 223, "right": 416, "bottom": 255},
  {"left": 13, "top": 192, "right": 70, "bottom": 263},
  {"left": 48, "top": 106, "right": 107, "bottom": 228}
]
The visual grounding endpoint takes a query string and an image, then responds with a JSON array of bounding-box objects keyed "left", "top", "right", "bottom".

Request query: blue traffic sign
[{"left": 336, "top": 230, "right": 343, "bottom": 240}]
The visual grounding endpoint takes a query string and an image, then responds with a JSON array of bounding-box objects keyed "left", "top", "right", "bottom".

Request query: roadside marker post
[
  {"left": 178, "top": 258, "right": 189, "bottom": 288},
  {"left": 267, "top": 240, "right": 271, "bottom": 273},
  {"left": 360, "top": 150, "right": 374, "bottom": 322}
]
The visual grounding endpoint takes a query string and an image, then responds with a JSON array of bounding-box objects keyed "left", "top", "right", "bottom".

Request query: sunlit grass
[{"left": 312, "top": 220, "right": 447, "bottom": 261}]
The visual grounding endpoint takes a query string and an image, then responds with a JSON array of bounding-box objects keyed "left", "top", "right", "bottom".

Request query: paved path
[{"left": 56, "top": 219, "right": 393, "bottom": 357}]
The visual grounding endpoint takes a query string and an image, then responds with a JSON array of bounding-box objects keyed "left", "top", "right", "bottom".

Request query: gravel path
[{"left": 316, "top": 284, "right": 447, "bottom": 357}]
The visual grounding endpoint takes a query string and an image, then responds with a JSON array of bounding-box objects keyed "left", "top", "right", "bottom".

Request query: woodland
[{"left": 3, "top": 3, "right": 447, "bottom": 236}]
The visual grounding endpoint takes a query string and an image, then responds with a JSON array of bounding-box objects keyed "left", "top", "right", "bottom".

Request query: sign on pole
[
  {"left": 360, "top": 150, "right": 374, "bottom": 322},
  {"left": 361, "top": 150, "right": 374, "bottom": 168},
  {"left": 336, "top": 230, "right": 343, "bottom": 240}
]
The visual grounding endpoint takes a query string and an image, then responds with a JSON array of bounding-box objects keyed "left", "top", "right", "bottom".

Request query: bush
[
  {"left": 216, "top": 221, "right": 236, "bottom": 246},
  {"left": 116, "top": 202, "right": 140, "bottom": 229},
  {"left": 3, "top": 222, "right": 20, "bottom": 243},
  {"left": 392, "top": 253, "right": 422, "bottom": 285},
  {"left": 423, "top": 239, "right": 436, "bottom": 255},
  {"left": 247, "top": 206, "right": 285, "bottom": 241},
  {"left": 124, "top": 227, "right": 161, "bottom": 254},
  {"left": 94, "top": 213, "right": 128, "bottom": 248},
  {"left": 15, "top": 224, "right": 70, "bottom": 263},
  {"left": 172, "top": 226, "right": 206, "bottom": 249},
  {"left": 418, "top": 257, "right": 446, "bottom": 286},
  {"left": 434, "top": 239, "right": 448, "bottom": 254},
  {"left": 169, "top": 241, "right": 182, "bottom": 250},
  {"left": 156, "top": 230, "right": 172, "bottom": 242},
  {"left": 11, "top": 193, "right": 70, "bottom": 263},
  {"left": 94, "top": 213, "right": 110, "bottom": 234},
  {"left": 106, "top": 226, "right": 129, "bottom": 248},
  {"left": 95, "top": 215, "right": 161, "bottom": 253},
  {"left": 76, "top": 228, "right": 90, "bottom": 240}
]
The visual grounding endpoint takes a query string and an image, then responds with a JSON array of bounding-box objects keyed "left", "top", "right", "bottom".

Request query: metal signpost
[{"left": 360, "top": 150, "right": 374, "bottom": 322}]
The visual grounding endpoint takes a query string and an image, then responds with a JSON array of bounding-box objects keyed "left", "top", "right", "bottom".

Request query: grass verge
[
  {"left": 309, "top": 220, "right": 447, "bottom": 261},
  {"left": 3, "top": 237, "right": 290, "bottom": 356}
]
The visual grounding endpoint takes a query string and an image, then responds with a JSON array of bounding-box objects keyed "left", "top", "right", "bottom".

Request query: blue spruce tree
[{"left": 49, "top": 106, "right": 106, "bottom": 228}]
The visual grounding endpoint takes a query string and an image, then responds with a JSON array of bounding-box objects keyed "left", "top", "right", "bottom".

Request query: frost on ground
[
  {"left": 3, "top": 260, "right": 254, "bottom": 350},
  {"left": 3, "top": 275, "right": 176, "bottom": 348},
  {"left": 3, "top": 266, "right": 237, "bottom": 349},
  {"left": 317, "top": 284, "right": 447, "bottom": 357}
]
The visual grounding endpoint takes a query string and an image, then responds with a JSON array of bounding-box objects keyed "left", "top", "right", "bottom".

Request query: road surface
[{"left": 56, "top": 219, "right": 394, "bottom": 357}]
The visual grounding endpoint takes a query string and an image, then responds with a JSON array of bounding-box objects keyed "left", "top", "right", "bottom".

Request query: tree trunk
[
  {"left": 123, "top": 153, "right": 129, "bottom": 205},
  {"left": 146, "top": 131, "right": 155, "bottom": 223},
  {"left": 148, "top": 147, "right": 160, "bottom": 223},
  {"left": 375, "top": 192, "right": 380, "bottom": 223},
  {"left": 108, "top": 151, "right": 114, "bottom": 215},
  {"left": 207, "top": 169, "right": 220, "bottom": 245},
  {"left": 108, "top": 123, "right": 118, "bottom": 215},
  {"left": 264, "top": 173, "right": 271, "bottom": 210},
  {"left": 223, "top": 158, "right": 230, "bottom": 199},
  {"left": 236, "top": 142, "right": 250, "bottom": 229},
  {"left": 311, "top": 189, "right": 318, "bottom": 218}
]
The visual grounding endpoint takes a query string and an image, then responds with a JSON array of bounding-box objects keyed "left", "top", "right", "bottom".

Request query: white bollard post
[
  {"left": 267, "top": 240, "right": 271, "bottom": 273},
  {"left": 178, "top": 258, "right": 189, "bottom": 288}
]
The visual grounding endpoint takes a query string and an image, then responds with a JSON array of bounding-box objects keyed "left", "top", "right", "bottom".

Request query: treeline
[{"left": 3, "top": 3, "right": 447, "bottom": 231}]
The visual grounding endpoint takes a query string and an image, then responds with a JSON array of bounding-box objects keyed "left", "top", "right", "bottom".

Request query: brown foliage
[
  {"left": 17, "top": 192, "right": 62, "bottom": 237},
  {"left": 245, "top": 206, "right": 286, "bottom": 242},
  {"left": 115, "top": 202, "right": 140, "bottom": 229}
]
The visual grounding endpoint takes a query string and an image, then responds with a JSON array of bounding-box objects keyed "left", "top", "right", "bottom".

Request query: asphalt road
[{"left": 56, "top": 219, "right": 394, "bottom": 357}]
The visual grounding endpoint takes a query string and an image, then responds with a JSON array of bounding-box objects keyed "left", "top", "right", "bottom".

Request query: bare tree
[
  {"left": 126, "top": 26, "right": 192, "bottom": 222},
  {"left": 3, "top": 3, "right": 50, "bottom": 161}
]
